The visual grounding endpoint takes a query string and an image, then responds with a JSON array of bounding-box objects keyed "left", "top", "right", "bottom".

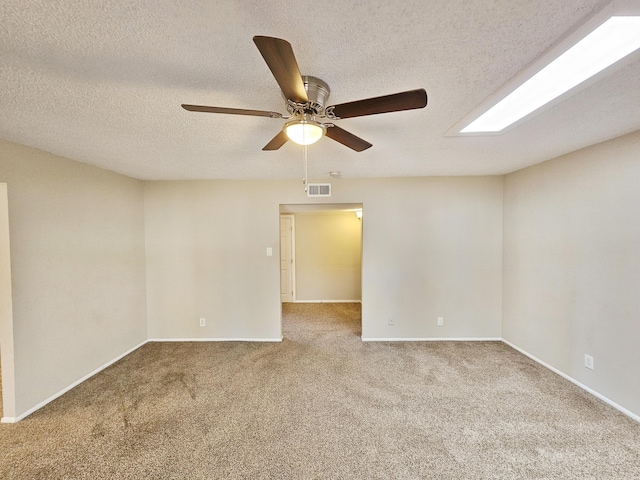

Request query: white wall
[
  {"left": 144, "top": 177, "right": 504, "bottom": 341},
  {"left": 0, "top": 139, "right": 147, "bottom": 420},
  {"left": 294, "top": 212, "right": 362, "bottom": 302},
  {"left": 503, "top": 130, "right": 640, "bottom": 418}
]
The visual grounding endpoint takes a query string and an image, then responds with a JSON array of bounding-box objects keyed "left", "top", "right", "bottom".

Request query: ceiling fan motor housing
[{"left": 285, "top": 76, "right": 330, "bottom": 115}]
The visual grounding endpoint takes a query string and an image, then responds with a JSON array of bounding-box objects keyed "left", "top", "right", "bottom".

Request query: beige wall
[
  {"left": 361, "top": 177, "right": 503, "bottom": 339},
  {"left": 144, "top": 177, "right": 504, "bottom": 341},
  {"left": 0, "top": 184, "right": 16, "bottom": 418},
  {"left": 294, "top": 212, "right": 362, "bottom": 302},
  {"left": 503, "top": 130, "right": 640, "bottom": 417},
  {"left": 144, "top": 180, "right": 283, "bottom": 340},
  {"left": 0, "top": 139, "right": 147, "bottom": 419},
  {"left": 3, "top": 129, "right": 638, "bottom": 420}
]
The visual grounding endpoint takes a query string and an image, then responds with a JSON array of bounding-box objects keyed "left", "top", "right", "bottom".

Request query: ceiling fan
[{"left": 182, "top": 36, "right": 428, "bottom": 152}]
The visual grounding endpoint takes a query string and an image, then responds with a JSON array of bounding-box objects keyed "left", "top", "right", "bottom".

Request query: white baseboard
[
  {"left": 148, "top": 337, "right": 283, "bottom": 342},
  {"left": 502, "top": 339, "right": 640, "bottom": 424},
  {"left": 362, "top": 337, "right": 502, "bottom": 342},
  {"left": 1, "top": 340, "right": 148, "bottom": 424},
  {"left": 293, "top": 300, "right": 361, "bottom": 304}
]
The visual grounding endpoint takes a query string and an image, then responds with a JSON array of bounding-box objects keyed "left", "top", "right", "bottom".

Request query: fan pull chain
[{"left": 303, "top": 144, "right": 308, "bottom": 193}]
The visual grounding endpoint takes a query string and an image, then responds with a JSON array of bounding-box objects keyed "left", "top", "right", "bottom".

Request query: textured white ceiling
[{"left": 1, "top": 0, "right": 639, "bottom": 180}]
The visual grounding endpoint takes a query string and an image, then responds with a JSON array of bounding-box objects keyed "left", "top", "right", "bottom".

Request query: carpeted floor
[{"left": 1, "top": 303, "right": 639, "bottom": 479}]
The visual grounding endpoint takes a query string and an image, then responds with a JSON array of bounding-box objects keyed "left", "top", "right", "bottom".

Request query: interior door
[{"left": 280, "top": 215, "right": 294, "bottom": 302}]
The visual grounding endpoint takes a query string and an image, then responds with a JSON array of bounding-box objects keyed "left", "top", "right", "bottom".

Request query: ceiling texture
[{"left": 1, "top": 0, "right": 639, "bottom": 180}]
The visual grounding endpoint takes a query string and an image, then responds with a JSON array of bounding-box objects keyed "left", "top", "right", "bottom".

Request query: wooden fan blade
[
  {"left": 328, "top": 88, "right": 427, "bottom": 119},
  {"left": 182, "top": 104, "right": 283, "bottom": 118},
  {"left": 253, "top": 36, "right": 308, "bottom": 104},
  {"left": 263, "top": 130, "right": 289, "bottom": 151},
  {"left": 325, "top": 125, "right": 372, "bottom": 152}
]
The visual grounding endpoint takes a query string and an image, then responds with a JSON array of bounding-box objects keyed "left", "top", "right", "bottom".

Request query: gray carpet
[{"left": 1, "top": 303, "right": 639, "bottom": 479}]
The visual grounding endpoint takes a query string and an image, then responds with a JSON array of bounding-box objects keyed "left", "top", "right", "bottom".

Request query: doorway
[{"left": 279, "top": 203, "right": 363, "bottom": 337}]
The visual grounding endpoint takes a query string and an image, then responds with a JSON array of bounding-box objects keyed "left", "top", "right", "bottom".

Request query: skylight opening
[{"left": 461, "top": 16, "right": 640, "bottom": 133}]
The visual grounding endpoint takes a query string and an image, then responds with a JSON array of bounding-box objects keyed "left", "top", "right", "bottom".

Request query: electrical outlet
[
  {"left": 388, "top": 317, "right": 395, "bottom": 326},
  {"left": 584, "top": 354, "right": 594, "bottom": 370},
  {"left": 266, "top": 247, "right": 273, "bottom": 256},
  {"left": 199, "top": 318, "right": 206, "bottom": 327},
  {"left": 437, "top": 316, "right": 444, "bottom": 326}
]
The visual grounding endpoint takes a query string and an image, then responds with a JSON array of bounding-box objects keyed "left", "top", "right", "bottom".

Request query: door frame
[
  {"left": 0, "top": 183, "right": 16, "bottom": 422},
  {"left": 278, "top": 202, "right": 364, "bottom": 338}
]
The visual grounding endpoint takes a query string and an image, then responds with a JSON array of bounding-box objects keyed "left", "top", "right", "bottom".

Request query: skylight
[{"left": 461, "top": 16, "right": 640, "bottom": 133}]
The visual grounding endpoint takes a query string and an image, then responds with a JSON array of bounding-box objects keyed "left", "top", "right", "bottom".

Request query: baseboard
[
  {"left": 2, "top": 339, "right": 148, "bottom": 424},
  {"left": 293, "top": 300, "right": 361, "bottom": 304},
  {"left": 148, "top": 337, "right": 283, "bottom": 342},
  {"left": 502, "top": 339, "right": 640, "bottom": 424},
  {"left": 362, "top": 337, "right": 502, "bottom": 342}
]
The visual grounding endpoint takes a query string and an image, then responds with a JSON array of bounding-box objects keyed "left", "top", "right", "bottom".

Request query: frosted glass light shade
[{"left": 284, "top": 118, "right": 325, "bottom": 145}]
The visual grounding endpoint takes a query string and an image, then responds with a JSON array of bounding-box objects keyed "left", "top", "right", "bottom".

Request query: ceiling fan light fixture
[{"left": 284, "top": 115, "right": 326, "bottom": 145}]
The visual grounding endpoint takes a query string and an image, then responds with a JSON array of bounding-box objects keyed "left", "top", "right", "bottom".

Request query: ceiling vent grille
[{"left": 307, "top": 183, "right": 331, "bottom": 197}]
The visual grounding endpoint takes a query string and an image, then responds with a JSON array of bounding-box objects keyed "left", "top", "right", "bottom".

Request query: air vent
[{"left": 307, "top": 183, "right": 331, "bottom": 197}]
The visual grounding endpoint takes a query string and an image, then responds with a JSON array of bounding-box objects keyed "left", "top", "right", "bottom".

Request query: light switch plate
[{"left": 585, "top": 354, "right": 594, "bottom": 370}]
